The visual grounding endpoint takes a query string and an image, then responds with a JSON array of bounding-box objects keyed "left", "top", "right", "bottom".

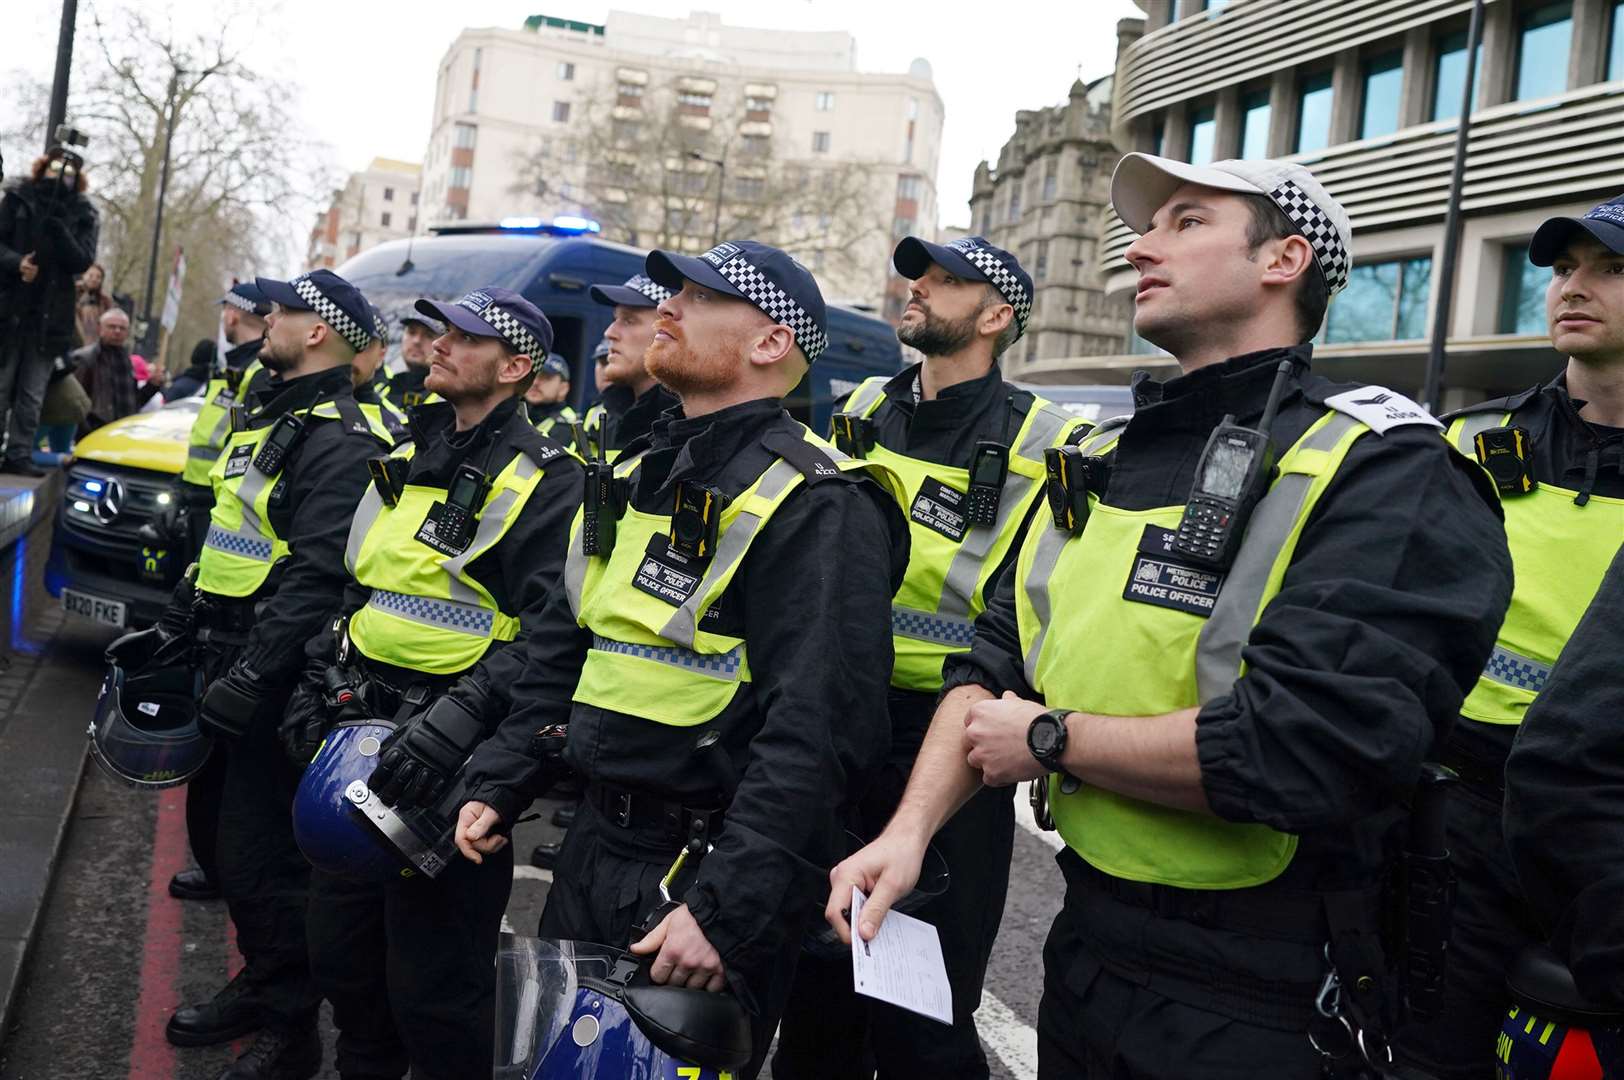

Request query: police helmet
[
  {"left": 86, "top": 628, "right": 209, "bottom": 789},
  {"left": 292, "top": 719, "right": 414, "bottom": 883}
]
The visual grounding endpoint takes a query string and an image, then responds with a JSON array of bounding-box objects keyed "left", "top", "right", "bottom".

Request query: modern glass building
[{"left": 1028, "top": 0, "right": 1624, "bottom": 405}]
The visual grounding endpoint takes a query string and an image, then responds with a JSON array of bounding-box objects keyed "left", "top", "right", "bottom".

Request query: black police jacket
[
  {"left": 1504, "top": 544, "right": 1624, "bottom": 1004},
  {"left": 225, "top": 365, "right": 391, "bottom": 680},
  {"left": 945, "top": 346, "right": 1514, "bottom": 891},
  {"left": 465, "top": 397, "right": 909, "bottom": 993},
  {"left": 385, "top": 364, "right": 432, "bottom": 409},
  {"left": 0, "top": 177, "right": 99, "bottom": 354},
  {"left": 311, "top": 396, "right": 582, "bottom": 715},
  {"left": 595, "top": 381, "right": 681, "bottom": 456},
  {"left": 855, "top": 361, "right": 1058, "bottom": 752}
]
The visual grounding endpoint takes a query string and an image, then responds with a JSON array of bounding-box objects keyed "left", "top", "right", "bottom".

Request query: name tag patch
[
  {"left": 1122, "top": 525, "right": 1224, "bottom": 617},
  {"left": 910, "top": 477, "right": 968, "bottom": 542},
  {"left": 211, "top": 389, "right": 235, "bottom": 407},
  {"left": 632, "top": 535, "right": 703, "bottom": 606},
  {"left": 414, "top": 502, "right": 471, "bottom": 556},
  {"left": 223, "top": 443, "right": 254, "bottom": 479}
]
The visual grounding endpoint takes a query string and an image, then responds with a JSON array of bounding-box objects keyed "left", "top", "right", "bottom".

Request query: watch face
[{"left": 1031, "top": 719, "right": 1060, "bottom": 756}]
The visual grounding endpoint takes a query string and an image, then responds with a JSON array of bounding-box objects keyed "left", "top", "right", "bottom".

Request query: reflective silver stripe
[
  {"left": 564, "top": 523, "right": 588, "bottom": 619},
  {"left": 1020, "top": 521, "right": 1069, "bottom": 686},
  {"left": 344, "top": 483, "right": 387, "bottom": 575},
  {"left": 204, "top": 523, "right": 273, "bottom": 561},
  {"left": 365, "top": 589, "right": 495, "bottom": 636},
  {"left": 1076, "top": 414, "right": 1130, "bottom": 456},
  {"left": 1193, "top": 413, "right": 1360, "bottom": 704},
  {"left": 659, "top": 457, "right": 807, "bottom": 648},
  {"left": 1481, "top": 644, "right": 1553, "bottom": 693},
  {"left": 892, "top": 605, "right": 976, "bottom": 646},
  {"left": 843, "top": 377, "right": 888, "bottom": 420},
  {"left": 1451, "top": 412, "right": 1508, "bottom": 456},
  {"left": 592, "top": 634, "right": 744, "bottom": 680},
  {"left": 938, "top": 401, "right": 1074, "bottom": 620},
  {"left": 188, "top": 443, "right": 221, "bottom": 462}
]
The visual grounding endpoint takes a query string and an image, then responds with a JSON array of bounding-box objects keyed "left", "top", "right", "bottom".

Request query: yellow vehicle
[{"left": 45, "top": 399, "right": 200, "bottom": 628}]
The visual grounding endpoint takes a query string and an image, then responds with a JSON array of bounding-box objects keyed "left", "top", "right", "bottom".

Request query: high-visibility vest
[
  {"left": 182, "top": 359, "right": 264, "bottom": 487},
  {"left": 832, "top": 376, "right": 1083, "bottom": 691},
  {"left": 579, "top": 402, "right": 607, "bottom": 461},
  {"left": 1016, "top": 406, "right": 1373, "bottom": 890},
  {"left": 358, "top": 397, "right": 409, "bottom": 444},
  {"left": 345, "top": 438, "right": 571, "bottom": 675},
  {"left": 532, "top": 403, "right": 579, "bottom": 443},
  {"left": 1445, "top": 411, "right": 1624, "bottom": 726},
  {"left": 562, "top": 425, "right": 901, "bottom": 727},
  {"left": 196, "top": 395, "right": 389, "bottom": 598}
]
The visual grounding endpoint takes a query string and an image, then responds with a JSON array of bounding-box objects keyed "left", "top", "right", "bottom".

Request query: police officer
[
  {"left": 1399, "top": 197, "right": 1624, "bottom": 1079},
  {"left": 164, "top": 268, "right": 393, "bottom": 1080},
  {"left": 165, "top": 281, "right": 273, "bottom": 905},
  {"left": 352, "top": 304, "right": 409, "bottom": 441},
  {"left": 579, "top": 272, "right": 680, "bottom": 459},
  {"left": 386, "top": 311, "right": 441, "bottom": 410},
  {"left": 775, "top": 236, "right": 1083, "bottom": 1080},
  {"left": 295, "top": 287, "right": 581, "bottom": 1080},
  {"left": 828, "top": 155, "right": 1514, "bottom": 1079},
  {"left": 525, "top": 351, "right": 578, "bottom": 444},
  {"left": 455, "top": 240, "right": 909, "bottom": 1079}
]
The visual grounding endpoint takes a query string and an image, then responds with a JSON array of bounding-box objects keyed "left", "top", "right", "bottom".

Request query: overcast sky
[{"left": 11, "top": 0, "right": 1146, "bottom": 232}]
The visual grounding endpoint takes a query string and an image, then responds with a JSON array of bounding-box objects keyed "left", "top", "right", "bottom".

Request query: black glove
[
  {"left": 156, "top": 572, "right": 197, "bottom": 643},
  {"left": 369, "top": 688, "right": 488, "bottom": 811},
  {"left": 199, "top": 661, "right": 273, "bottom": 740},
  {"left": 279, "top": 662, "right": 349, "bottom": 766}
]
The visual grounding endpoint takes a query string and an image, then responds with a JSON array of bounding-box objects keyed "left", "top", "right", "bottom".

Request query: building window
[
  {"left": 1324, "top": 257, "right": 1433, "bottom": 343},
  {"left": 898, "top": 174, "right": 923, "bottom": 200},
  {"left": 619, "top": 81, "right": 644, "bottom": 102},
  {"left": 383, "top": 187, "right": 395, "bottom": 201},
  {"left": 1042, "top": 159, "right": 1058, "bottom": 201},
  {"left": 381, "top": 212, "right": 391, "bottom": 227},
  {"left": 1514, "top": 2, "right": 1573, "bottom": 101},
  {"left": 1008, "top": 183, "right": 1022, "bottom": 223},
  {"left": 907, "top": 97, "right": 918, "bottom": 119},
  {"left": 734, "top": 176, "right": 765, "bottom": 199},
  {"left": 449, "top": 166, "right": 472, "bottom": 189},
  {"left": 1035, "top": 240, "right": 1050, "bottom": 282},
  {"left": 552, "top": 101, "right": 571, "bottom": 123},
  {"left": 1359, "top": 51, "right": 1404, "bottom": 139},
  {"left": 1239, "top": 90, "right": 1271, "bottom": 159},
  {"left": 745, "top": 95, "right": 772, "bottom": 112},
  {"left": 1609, "top": 0, "right": 1624, "bottom": 78},
  {"left": 453, "top": 122, "right": 477, "bottom": 149},
  {"left": 1295, "top": 72, "right": 1334, "bottom": 153},
  {"left": 411, "top": 191, "right": 419, "bottom": 206},
  {"left": 557, "top": 61, "right": 575, "bottom": 81},
  {"left": 1203, "top": 0, "right": 1231, "bottom": 10},
  {"left": 812, "top": 131, "right": 831, "bottom": 153},
  {"left": 1187, "top": 104, "right": 1217, "bottom": 165},
  {"left": 740, "top": 134, "right": 769, "bottom": 157},
  {"left": 1498, "top": 243, "right": 1548, "bottom": 334},
  {"left": 1432, "top": 30, "right": 1482, "bottom": 121},
  {"left": 1149, "top": 117, "right": 1164, "bottom": 157},
  {"left": 816, "top": 91, "right": 835, "bottom": 111},
  {"left": 677, "top": 91, "right": 712, "bottom": 111},
  {"left": 408, "top": 215, "right": 416, "bottom": 231},
  {"left": 467, "top": 88, "right": 478, "bottom": 112}
]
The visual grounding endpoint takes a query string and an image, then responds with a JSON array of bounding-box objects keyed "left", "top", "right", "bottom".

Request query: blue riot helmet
[
  {"left": 292, "top": 719, "right": 414, "bottom": 883},
  {"left": 494, "top": 934, "right": 752, "bottom": 1080},
  {"left": 1494, "top": 943, "right": 1624, "bottom": 1080},
  {"left": 87, "top": 627, "right": 209, "bottom": 789},
  {"left": 345, "top": 766, "right": 466, "bottom": 878}
]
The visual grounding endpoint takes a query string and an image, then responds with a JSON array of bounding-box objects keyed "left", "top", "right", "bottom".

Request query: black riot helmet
[{"left": 86, "top": 627, "right": 209, "bottom": 789}]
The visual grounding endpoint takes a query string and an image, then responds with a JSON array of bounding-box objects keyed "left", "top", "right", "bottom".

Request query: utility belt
[
  {"left": 193, "top": 592, "right": 257, "bottom": 641},
  {"left": 586, "top": 781, "right": 725, "bottom": 853}
]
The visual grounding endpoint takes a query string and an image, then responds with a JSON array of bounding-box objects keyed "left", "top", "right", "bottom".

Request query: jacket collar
[
  {"left": 1130, "top": 345, "right": 1311, "bottom": 428},
  {"left": 250, "top": 364, "right": 351, "bottom": 423},
  {"left": 880, "top": 360, "right": 1009, "bottom": 432},
  {"left": 641, "top": 397, "right": 786, "bottom": 494}
]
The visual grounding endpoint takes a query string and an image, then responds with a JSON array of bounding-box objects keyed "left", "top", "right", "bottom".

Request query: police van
[{"left": 44, "top": 221, "right": 907, "bottom": 627}]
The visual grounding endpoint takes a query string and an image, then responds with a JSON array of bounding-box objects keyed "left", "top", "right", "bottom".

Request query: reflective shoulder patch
[{"left": 1322, "top": 386, "right": 1443, "bottom": 436}]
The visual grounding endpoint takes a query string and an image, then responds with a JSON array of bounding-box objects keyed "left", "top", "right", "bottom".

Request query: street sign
[{"left": 159, "top": 246, "right": 184, "bottom": 332}]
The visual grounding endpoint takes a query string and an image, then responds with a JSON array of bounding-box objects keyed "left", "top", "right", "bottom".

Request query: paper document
[{"left": 849, "top": 885, "right": 953, "bottom": 1025}]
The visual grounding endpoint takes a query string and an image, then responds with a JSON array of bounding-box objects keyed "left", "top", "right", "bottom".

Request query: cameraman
[{"left": 0, "top": 146, "right": 99, "bottom": 477}]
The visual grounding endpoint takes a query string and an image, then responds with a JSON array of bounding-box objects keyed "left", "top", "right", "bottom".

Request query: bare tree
[{"left": 511, "top": 75, "right": 889, "bottom": 293}]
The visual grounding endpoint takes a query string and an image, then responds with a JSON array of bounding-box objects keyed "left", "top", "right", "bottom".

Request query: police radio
[
  {"left": 581, "top": 461, "right": 625, "bottom": 556},
  {"left": 436, "top": 463, "right": 490, "bottom": 550},
  {"left": 964, "top": 442, "right": 1009, "bottom": 528},
  {"left": 670, "top": 482, "right": 726, "bottom": 559},
  {"left": 1172, "top": 359, "right": 1294, "bottom": 571},
  {"left": 1473, "top": 425, "right": 1537, "bottom": 496},
  {"left": 251, "top": 412, "right": 307, "bottom": 476}
]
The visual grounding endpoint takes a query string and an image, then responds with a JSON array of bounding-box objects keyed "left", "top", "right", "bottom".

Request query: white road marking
[
  {"left": 513, "top": 864, "right": 554, "bottom": 882},
  {"left": 975, "top": 990, "right": 1041, "bottom": 1080},
  {"left": 1013, "top": 783, "right": 1064, "bottom": 852}
]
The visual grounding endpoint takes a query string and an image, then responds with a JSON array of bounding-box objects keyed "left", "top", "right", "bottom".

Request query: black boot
[
  {"left": 215, "top": 1023, "right": 321, "bottom": 1080},
  {"left": 530, "top": 841, "right": 564, "bottom": 870},
  {"left": 550, "top": 803, "right": 577, "bottom": 829},
  {"left": 168, "top": 866, "right": 221, "bottom": 901},
  {"left": 165, "top": 968, "right": 264, "bottom": 1046}
]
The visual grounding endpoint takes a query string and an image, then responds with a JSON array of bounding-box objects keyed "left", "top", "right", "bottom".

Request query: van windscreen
[{"left": 337, "top": 237, "right": 560, "bottom": 324}]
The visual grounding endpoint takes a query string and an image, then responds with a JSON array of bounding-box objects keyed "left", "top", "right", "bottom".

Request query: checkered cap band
[
  {"left": 1269, "top": 179, "right": 1350, "bottom": 295},
  {"left": 222, "top": 291, "right": 260, "bottom": 314},
  {"left": 959, "top": 246, "right": 1031, "bottom": 332},
  {"left": 626, "top": 274, "right": 673, "bottom": 305},
  {"left": 465, "top": 300, "right": 544, "bottom": 370},
  {"left": 712, "top": 258, "right": 828, "bottom": 363},
  {"left": 371, "top": 310, "right": 387, "bottom": 342},
  {"left": 292, "top": 276, "right": 371, "bottom": 352}
]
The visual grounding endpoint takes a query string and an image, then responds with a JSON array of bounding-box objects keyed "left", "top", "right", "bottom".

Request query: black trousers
[
  {"left": 1396, "top": 780, "right": 1540, "bottom": 1080},
  {"left": 0, "top": 332, "right": 54, "bottom": 466},
  {"left": 539, "top": 802, "right": 802, "bottom": 1080},
  {"left": 205, "top": 641, "right": 318, "bottom": 1029},
  {"left": 772, "top": 782, "right": 1016, "bottom": 1079},
  {"left": 184, "top": 743, "right": 226, "bottom": 884},
  {"left": 1037, "top": 849, "right": 1341, "bottom": 1080},
  {"left": 306, "top": 844, "right": 514, "bottom": 1080}
]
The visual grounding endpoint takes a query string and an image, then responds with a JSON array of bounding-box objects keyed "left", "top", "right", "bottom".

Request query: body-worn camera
[
  {"left": 670, "top": 482, "right": 727, "bottom": 559},
  {"left": 1473, "top": 425, "right": 1537, "bottom": 496}
]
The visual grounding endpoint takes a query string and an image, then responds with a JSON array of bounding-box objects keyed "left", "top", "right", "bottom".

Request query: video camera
[{"left": 40, "top": 124, "right": 89, "bottom": 208}]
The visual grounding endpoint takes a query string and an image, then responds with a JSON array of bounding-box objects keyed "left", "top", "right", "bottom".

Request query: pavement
[{"left": 0, "top": 482, "right": 1068, "bottom": 1079}]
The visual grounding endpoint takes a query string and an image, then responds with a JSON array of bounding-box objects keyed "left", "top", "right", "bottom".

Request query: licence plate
[{"left": 61, "top": 588, "right": 127, "bottom": 628}]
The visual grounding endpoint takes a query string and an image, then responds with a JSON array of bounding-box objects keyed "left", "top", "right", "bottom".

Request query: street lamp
[
  {"left": 686, "top": 150, "right": 725, "bottom": 246},
  {"left": 141, "top": 66, "right": 183, "bottom": 356}
]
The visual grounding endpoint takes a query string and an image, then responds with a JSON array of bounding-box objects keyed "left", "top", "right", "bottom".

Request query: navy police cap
[
  {"left": 588, "top": 273, "right": 673, "bottom": 309},
  {"left": 415, "top": 287, "right": 555, "bottom": 372},
  {"left": 646, "top": 240, "right": 829, "bottom": 363},
  {"left": 368, "top": 304, "right": 387, "bottom": 344},
  {"left": 1530, "top": 194, "right": 1624, "bottom": 266},
  {"left": 220, "top": 280, "right": 272, "bottom": 317},
  {"left": 893, "top": 235, "right": 1033, "bottom": 337},
  {"left": 539, "top": 353, "right": 570, "bottom": 379},
  {"left": 255, "top": 269, "right": 375, "bottom": 353}
]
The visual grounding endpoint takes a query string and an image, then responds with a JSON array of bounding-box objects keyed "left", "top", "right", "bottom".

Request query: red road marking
[{"left": 126, "top": 789, "right": 189, "bottom": 1079}]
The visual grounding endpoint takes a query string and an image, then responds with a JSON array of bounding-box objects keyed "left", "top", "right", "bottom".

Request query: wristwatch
[{"left": 1026, "top": 708, "right": 1071, "bottom": 772}]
